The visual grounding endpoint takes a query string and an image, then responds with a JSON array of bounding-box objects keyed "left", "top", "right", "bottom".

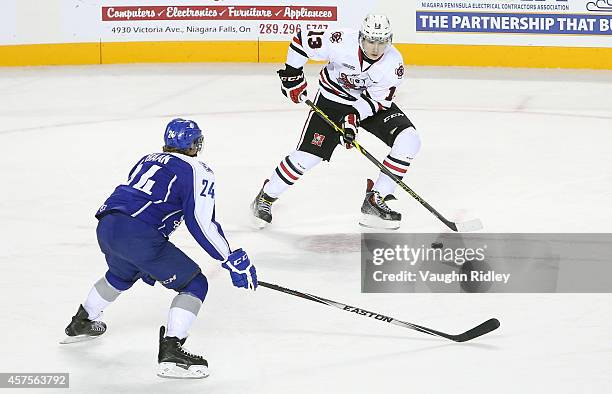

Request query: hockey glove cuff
[
  {"left": 222, "top": 248, "right": 258, "bottom": 290},
  {"left": 278, "top": 64, "right": 307, "bottom": 104}
]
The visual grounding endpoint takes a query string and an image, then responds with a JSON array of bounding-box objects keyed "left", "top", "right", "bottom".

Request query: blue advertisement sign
[{"left": 416, "top": 11, "right": 612, "bottom": 35}]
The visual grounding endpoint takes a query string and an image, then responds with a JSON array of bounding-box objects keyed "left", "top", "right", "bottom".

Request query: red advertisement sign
[{"left": 102, "top": 5, "right": 337, "bottom": 21}]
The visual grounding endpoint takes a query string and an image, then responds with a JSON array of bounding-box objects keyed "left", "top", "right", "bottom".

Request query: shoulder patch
[
  {"left": 330, "top": 31, "right": 343, "bottom": 43},
  {"left": 395, "top": 64, "right": 404, "bottom": 78}
]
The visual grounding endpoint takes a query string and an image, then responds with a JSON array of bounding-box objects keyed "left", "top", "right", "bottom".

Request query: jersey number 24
[{"left": 200, "top": 179, "right": 215, "bottom": 198}]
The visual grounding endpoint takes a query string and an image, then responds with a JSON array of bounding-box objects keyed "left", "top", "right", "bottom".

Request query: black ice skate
[
  {"left": 60, "top": 304, "right": 107, "bottom": 344},
  {"left": 157, "top": 326, "right": 209, "bottom": 379},
  {"left": 359, "top": 179, "right": 402, "bottom": 230},
  {"left": 251, "top": 180, "right": 277, "bottom": 229}
]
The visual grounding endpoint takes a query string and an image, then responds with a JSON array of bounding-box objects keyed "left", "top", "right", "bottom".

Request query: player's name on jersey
[
  {"left": 372, "top": 270, "right": 511, "bottom": 284},
  {"left": 144, "top": 153, "right": 173, "bottom": 165}
]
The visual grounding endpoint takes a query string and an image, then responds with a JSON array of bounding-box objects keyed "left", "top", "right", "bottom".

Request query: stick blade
[
  {"left": 454, "top": 218, "right": 483, "bottom": 232},
  {"left": 452, "top": 318, "right": 500, "bottom": 342}
]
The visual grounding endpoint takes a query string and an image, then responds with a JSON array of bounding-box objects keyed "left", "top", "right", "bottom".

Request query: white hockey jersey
[{"left": 286, "top": 28, "right": 405, "bottom": 120}]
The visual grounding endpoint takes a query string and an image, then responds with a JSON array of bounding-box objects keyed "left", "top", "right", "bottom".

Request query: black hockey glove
[
  {"left": 341, "top": 113, "right": 359, "bottom": 149},
  {"left": 277, "top": 64, "right": 307, "bottom": 104}
]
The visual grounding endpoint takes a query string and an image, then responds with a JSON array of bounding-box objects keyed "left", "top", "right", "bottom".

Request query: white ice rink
[{"left": 1, "top": 63, "right": 611, "bottom": 393}]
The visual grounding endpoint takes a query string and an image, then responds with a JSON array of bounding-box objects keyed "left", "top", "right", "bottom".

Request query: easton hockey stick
[
  {"left": 304, "top": 99, "right": 482, "bottom": 232},
  {"left": 259, "top": 281, "right": 500, "bottom": 342}
]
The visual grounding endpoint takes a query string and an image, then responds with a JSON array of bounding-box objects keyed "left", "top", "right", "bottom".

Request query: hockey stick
[
  {"left": 304, "top": 99, "right": 482, "bottom": 232},
  {"left": 259, "top": 281, "right": 500, "bottom": 342}
]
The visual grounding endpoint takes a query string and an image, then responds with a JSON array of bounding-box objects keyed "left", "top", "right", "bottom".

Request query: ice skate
[
  {"left": 359, "top": 179, "right": 401, "bottom": 230},
  {"left": 157, "top": 326, "right": 209, "bottom": 379},
  {"left": 250, "top": 180, "right": 277, "bottom": 229},
  {"left": 60, "top": 304, "right": 107, "bottom": 344}
]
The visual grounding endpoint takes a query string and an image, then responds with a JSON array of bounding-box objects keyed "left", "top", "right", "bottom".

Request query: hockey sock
[
  {"left": 83, "top": 276, "right": 122, "bottom": 321},
  {"left": 167, "top": 293, "right": 202, "bottom": 340},
  {"left": 374, "top": 127, "right": 421, "bottom": 197},
  {"left": 264, "top": 150, "right": 321, "bottom": 198}
]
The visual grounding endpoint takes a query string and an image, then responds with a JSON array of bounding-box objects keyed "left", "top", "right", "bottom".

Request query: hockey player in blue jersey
[{"left": 61, "top": 118, "right": 257, "bottom": 379}]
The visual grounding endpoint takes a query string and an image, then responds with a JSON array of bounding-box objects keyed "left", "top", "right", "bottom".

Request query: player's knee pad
[
  {"left": 105, "top": 270, "right": 136, "bottom": 292},
  {"left": 390, "top": 127, "right": 421, "bottom": 160},
  {"left": 177, "top": 272, "right": 208, "bottom": 302},
  {"left": 290, "top": 150, "right": 322, "bottom": 172}
]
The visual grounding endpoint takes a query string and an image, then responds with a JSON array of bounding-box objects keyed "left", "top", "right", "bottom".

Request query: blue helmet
[{"left": 164, "top": 118, "right": 203, "bottom": 153}]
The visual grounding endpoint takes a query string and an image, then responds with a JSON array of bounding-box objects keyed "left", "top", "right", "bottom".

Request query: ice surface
[{"left": 0, "top": 63, "right": 611, "bottom": 393}]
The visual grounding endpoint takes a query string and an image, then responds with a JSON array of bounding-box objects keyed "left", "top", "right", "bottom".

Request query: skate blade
[
  {"left": 251, "top": 214, "right": 269, "bottom": 230},
  {"left": 253, "top": 218, "right": 267, "bottom": 229},
  {"left": 157, "top": 362, "right": 209, "bottom": 379},
  {"left": 359, "top": 214, "right": 400, "bottom": 230},
  {"left": 249, "top": 202, "right": 269, "bottom": 229},
  {"left": 59, "top": 334, "right": 102, "bottom": 344}
]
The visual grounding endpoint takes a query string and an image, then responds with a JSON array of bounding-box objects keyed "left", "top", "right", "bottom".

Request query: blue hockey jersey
[{"left": 95, "top": 152, "right": 231, "bottom": 261}]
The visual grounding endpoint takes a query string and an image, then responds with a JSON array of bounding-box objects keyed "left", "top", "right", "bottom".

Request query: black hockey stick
[
  {"left": 259, "top": 281, "right": 500, "bottom": 342},
  {"left": 304, "top": 99, "right": 482, "bottom": 232}
]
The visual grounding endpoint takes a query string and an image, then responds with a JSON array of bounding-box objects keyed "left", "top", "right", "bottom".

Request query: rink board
[
  {"left": 2, "top": 41, "right": 612, "bottom": 69},
  {"left": 2, "top": 0, "right": 612, "bottom": 68}
]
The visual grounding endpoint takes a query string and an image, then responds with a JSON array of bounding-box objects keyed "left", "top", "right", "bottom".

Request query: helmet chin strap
[
  {"left": 191, "top": 136, "right": 204, "bottom": 156},
  {"left": 360, "top": 47, "right": 373, "bottom": 62},
  {"left": 359, "top": 46, "right": 382, "bottom": 62}
]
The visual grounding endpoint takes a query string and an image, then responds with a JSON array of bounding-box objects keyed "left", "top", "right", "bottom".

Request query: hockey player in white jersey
[
  {"left": 61, "top": 118, "right": 257, "bottom": 379},
  {"left": 252, "top": 14, "right": 421, "bottom": 229}
]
